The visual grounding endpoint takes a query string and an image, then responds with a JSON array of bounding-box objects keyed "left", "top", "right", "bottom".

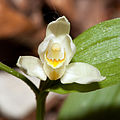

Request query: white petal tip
[
  {"left": 100, "top": 76, "right": 106, "bottom": 81},
  {"left": 57, "top": 16, "right": 69, "bottom": 23},
  {"left": 61, "top": 62, "right": 106, "bottom": 84},
  {"left": 16, "top": 56, "right": 22, "bottom": 67},
  {"left": 46, "top": 16, "right": 70, "bottom": 36},
  {"left": 16, "top": 56, "right": 47, "bottom": 81}
]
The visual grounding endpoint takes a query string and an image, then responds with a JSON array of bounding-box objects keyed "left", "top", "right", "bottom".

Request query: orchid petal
[
  {"left": 61, "top": 62, "right": 106, "bottom": 84},
  {"left": 38, "top": 34, "right": 55, "bottom": 63},
  {"left": 46, "top": 16, "right": 70, "bottom": 37},
  {"left": 43, "top": 62, "right": 66, "bottom": 80},
  {"left": 16, "top": 56, "right": 47, "bottom": 81},
  {"left": 61, "top": 34, "right": 76, "bottom": 65}
]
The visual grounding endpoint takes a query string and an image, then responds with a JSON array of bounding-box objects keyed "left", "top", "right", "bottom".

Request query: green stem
[
  {"left": 36, "top": 91, "right": 48, "bottom": 120},
  {"left": 0, "top": 62, "right": 39, "bottom": 96}
]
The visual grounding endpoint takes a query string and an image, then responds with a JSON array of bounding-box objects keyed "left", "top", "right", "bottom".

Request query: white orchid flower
[{"left": 17, "top": 16, "right": 105, "bottom": 84}]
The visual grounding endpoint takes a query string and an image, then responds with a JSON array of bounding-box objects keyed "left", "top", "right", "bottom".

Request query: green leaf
[
  {"left": 47, "top": 18, "right": 120, "bottom": 94},
  {"left": 58, "top": 84, "right": 120, "bottom": 120}
]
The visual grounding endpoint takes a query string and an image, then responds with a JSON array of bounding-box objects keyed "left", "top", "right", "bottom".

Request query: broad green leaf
[
  {"left": 58, "top": 84, "right": 120, "bottom": 120},
  {"left": 47, "top": 18, "right": 120, "bottom": 94}
]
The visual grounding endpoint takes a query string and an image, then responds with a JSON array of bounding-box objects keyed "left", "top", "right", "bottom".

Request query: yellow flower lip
[{"left": 46, "top": 51, "right": 66, "bottom": 68}]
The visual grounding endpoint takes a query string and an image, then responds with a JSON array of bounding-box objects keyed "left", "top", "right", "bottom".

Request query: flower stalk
[{"left": 36, "top": 91, "right": 48, "bottom": 120}]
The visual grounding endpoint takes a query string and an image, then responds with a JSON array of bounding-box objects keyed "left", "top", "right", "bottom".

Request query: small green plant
[{"left": 0, "top": 16, "right": 120, "bottom": 120}]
